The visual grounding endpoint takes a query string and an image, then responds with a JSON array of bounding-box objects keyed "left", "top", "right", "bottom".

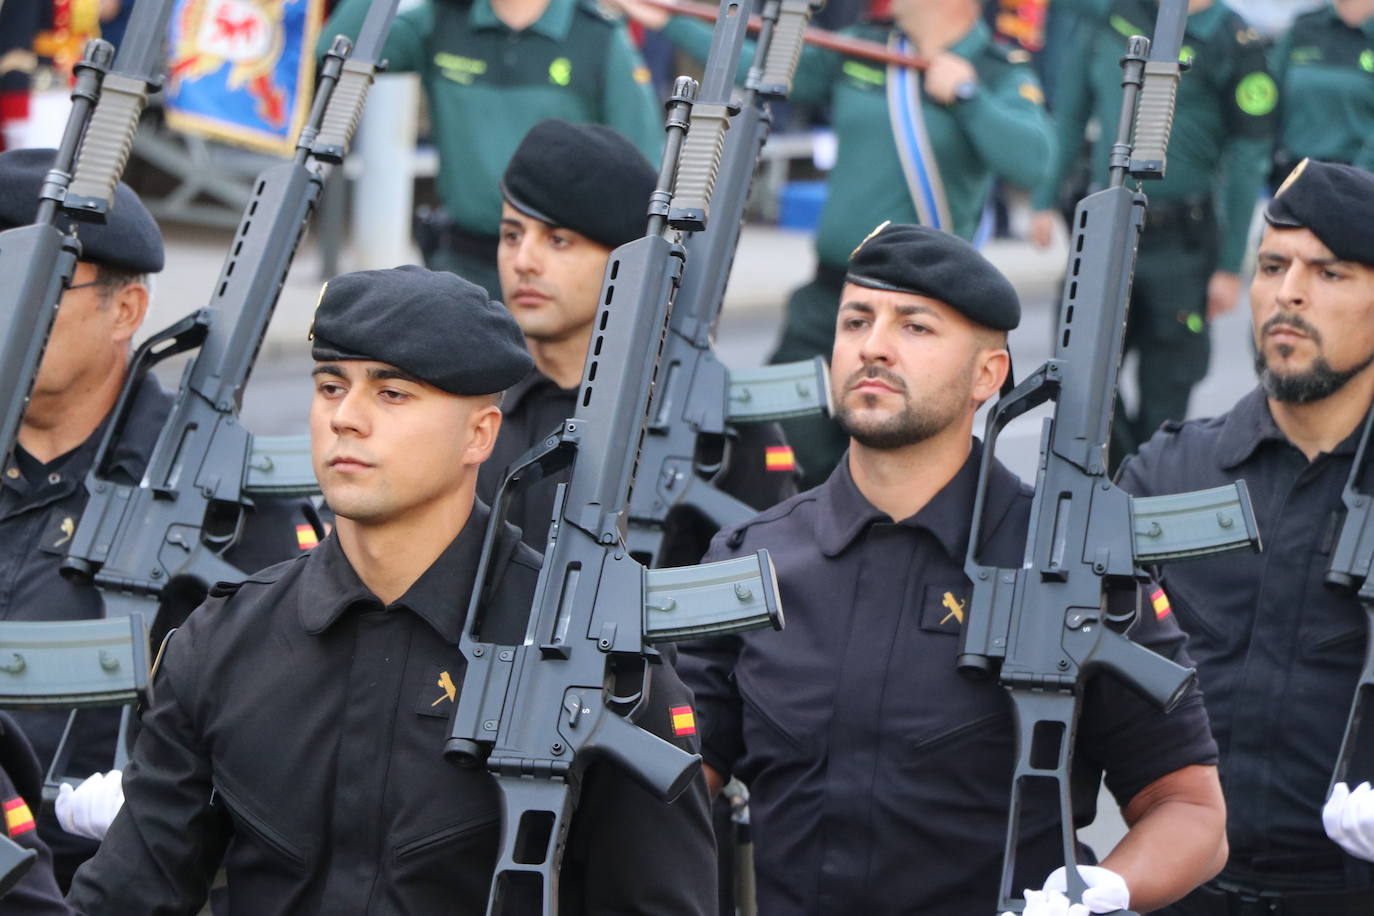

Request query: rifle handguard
[
  {"left": 756, "top": 0, "right": 818, "bottom": 95},
  {"left": 1129, "top": 60, "right": 1183, "bottom": 178},
  {"left": 643, "top": 550, "right": 783, "bottom": 642},
  {"left": 670, "top": 102, "right": 731, "bottom": 231},
  {"left": 66, "top": 73, "right": 148, "bottom": 218},
  {"left": 314, "top": 57, "right": 373, "bottom": 162}
]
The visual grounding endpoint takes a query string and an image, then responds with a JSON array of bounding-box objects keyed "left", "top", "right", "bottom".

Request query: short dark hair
[{"left": 93, "top": 263, "right": 147, "bottom": 293}]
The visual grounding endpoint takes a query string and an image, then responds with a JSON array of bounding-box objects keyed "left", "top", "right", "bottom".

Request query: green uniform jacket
[
  {"left": 662, "top": 16, "right": 1053, "bottom": 269},
  {"left": 320, "top": 0, "right": 663, "bottom": 237},
  {"left": 1272, "top": 2, "right": 1374, "bottom": 172},
  {"left": 1033, "top": 0, "right": 1276, "bottom": 273}
]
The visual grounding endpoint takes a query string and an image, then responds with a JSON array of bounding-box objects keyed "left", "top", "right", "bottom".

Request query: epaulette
[
  {"left": 205, "top": 553, "right": 303, "bottom": 598},
  {"left": 576, "top": 0, "right": 617, "bottom": 25},
  {"left": 722, "top": 490, "right": 817, "bottom": 549}
]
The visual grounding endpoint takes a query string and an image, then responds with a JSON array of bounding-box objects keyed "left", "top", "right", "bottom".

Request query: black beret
[
  {"left": 1265, "top": 159, "right": 1374, "bottom": 266},
  {"left": 0, "top": 147, "right": 164, "bottom": 273},
  {"left": 501, "top": 119, "right": 657, "bottom": 250},
  {"left": 846, "top": 222, "right": 1020, "bottom": 331},
  {"left": 310, "top": 265, "right": 533, "bottom": 395}
]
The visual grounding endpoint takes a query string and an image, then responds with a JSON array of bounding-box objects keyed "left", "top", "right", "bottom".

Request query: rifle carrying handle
[
  {"left": 1129, "top": 61, "right": 1182, "bottom": 177},
  {"left": 314, "top": 54, "right": 373, "bottom": 162},
  {"left": 66, "top": 73, "right": 147, "bottom": 218},
  {"left": 670, "top": 101, "right": 731, "bottom": 231},
  {"left": 757, "top": 0, "right": 818, "bottom": 95}
]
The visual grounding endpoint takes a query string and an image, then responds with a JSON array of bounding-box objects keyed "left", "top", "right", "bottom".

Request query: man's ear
[
  {"left": 463, "top": 404, "right": 504, "bottom": 467},
  {"left": 971, "top": 347, "right": 1010, "bottom": 406},
  {"left": 109, "top": 282, "right": 150, "bottom": 344}
]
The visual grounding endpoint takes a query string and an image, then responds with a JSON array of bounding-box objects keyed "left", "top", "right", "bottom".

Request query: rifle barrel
[{"left": 638, "top": 0, "right": 928, "bottom": 69}]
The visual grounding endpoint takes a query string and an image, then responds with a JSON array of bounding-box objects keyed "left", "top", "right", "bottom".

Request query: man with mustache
[
  {"left": 1117, "top": 160, "right": 1374, "bottom": 913},
  {"left": 66, "top": 266, "right": 716, "bottom": 914},
  {"left": 483, "top": 119, "right": 798, "bottom": 563},
  {"left": 676, "top": 222, "right": 1227, "bottom": 915}
]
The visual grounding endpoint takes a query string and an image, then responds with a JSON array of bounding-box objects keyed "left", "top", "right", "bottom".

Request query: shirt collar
[
  {"left": 1185, "top": 1, "right": 1226, "bottom": 40},
  {"left": 1217, "top": 386, "right": 1365, "bottom": 468},
  {"left": 297, "top": 500, "right": 495, "bottom": 641},
  {"left": 470, "top": 0, "right": 575, "bottom": 40},
  {"left": 814, "top": 440, "right": 1020, "bottom": 560},
  {"left": 503, "top": 369, "right": 573, "bottom": 415}
]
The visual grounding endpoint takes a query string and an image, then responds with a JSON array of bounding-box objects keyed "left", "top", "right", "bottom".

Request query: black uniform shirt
[
  {"left": 479, "top": 369, "right": 800, "bottom": 564},
  {"left": 0, "top": 712, "right": 70, "bottom": 916},
  {"left": 1118, "top": 388, "right": 1370, "bottom": 876},
  {"left": 67, "top": 501, "right": 716, "bottom": 915},
  {"left": 0, "top": 372, "right": 309, "bottom": 880},
  {"left": 680, "top": 443, "right": 1218, "bottom": 915}
]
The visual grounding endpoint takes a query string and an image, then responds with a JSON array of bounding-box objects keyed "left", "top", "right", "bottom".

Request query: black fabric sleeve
[
  {"left": 0, "top": 731, "right": 72, "bottom": 916},
  {"left": 560, "top": 659, "right": 717, "bottom": 915},
  {"left": 1076, "top": 582, "right": 1219, "bottom": 809},
  {"left": 66, "top": 615, "right": 229, "bottom": 915}
]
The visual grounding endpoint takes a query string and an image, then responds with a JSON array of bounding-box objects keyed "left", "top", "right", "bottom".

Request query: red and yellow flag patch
[
  {"left": 4, "top": 796, "right": 35, "bottom": 836},
  {"left": 765, "top": 445, "right": 796, "bottom": 473},
  {"left": 670, "top": 705, "right": 696, "bottom": 737},
  {"left": 296, "top": 524, "right": 320, "bottom": 551},
  {"left": 1150, "top": 587, "right": 1172, "bottom": 621}
]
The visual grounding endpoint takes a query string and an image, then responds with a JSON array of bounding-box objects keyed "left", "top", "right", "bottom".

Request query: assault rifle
[
  {"left": 445, "top": 11, "right": 784, "bottom": 908},
  {"left": 625, "top": 0, "right": 830, "bottom": 566},
  {"left": 1324, "top": 407, "right": 1374, "bottom": 791},
  {"left": 957, "top": 1, "right": 1261, "bottom": 912}
]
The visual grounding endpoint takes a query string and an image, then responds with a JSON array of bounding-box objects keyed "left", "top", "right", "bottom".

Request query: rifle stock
[{"left": 957, "top": 3, "right": 1258, "bottom": 912}]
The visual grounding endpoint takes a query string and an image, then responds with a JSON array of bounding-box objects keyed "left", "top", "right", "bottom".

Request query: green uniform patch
[{"left": 1236, "top": 72, "right": 1278, "bottom": 116}]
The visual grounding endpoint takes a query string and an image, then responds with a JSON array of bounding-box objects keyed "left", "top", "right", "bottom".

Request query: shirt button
[
  {"left": 4, "top": 467, "right": 17, "bottom": 479},
  {"left": 47, "top": 472, "right": 61, "bottom": 485}
]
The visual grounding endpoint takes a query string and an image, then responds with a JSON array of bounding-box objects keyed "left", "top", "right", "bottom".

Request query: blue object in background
[{"left": 778, "top": 180, "right": 828, "bottom": 232}]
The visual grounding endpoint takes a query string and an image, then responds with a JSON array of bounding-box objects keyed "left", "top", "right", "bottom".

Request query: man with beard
[
  {"left": 676, "top": 222, "right": 1227, "bottom": 915},
  {"left": 1118, "top": 159, "right": 1374, "bottom": 913}
]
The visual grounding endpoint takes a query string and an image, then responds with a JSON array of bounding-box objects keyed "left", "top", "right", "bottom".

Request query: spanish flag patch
[
  {"left": 4, "top": 796, "right": 34, "bottom": 836},
  {"left": 296, "top": 524, "right": 319, "bottom": 551},
  {"left": 670, "top": 705, "right": 696, "bottom": 737},
  {"left": 1150, "top": 587, "right": 1172, "bottom": 621},
  {"left": 765, "top": 445, "right": 796, "bottom": 473}
]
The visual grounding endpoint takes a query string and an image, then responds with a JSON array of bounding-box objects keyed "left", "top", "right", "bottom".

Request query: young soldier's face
[
  {"left": 310, "top": 360, "right": 500, "bottom": 525},
  {"left": 1250, "top": 226, "right": 1374, "bottom": 404},
  {"left": 498, "top": 204, "right": 613, "bottom": 345},
  {"left": 830, "top": 284, "right": 1007, "bottom": 449}
]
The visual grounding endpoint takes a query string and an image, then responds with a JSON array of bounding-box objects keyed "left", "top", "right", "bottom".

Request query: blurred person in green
[
  {"left": 319, "top": 0, "right": 663, "bottom": 298},
  {"left": 608, "top": 0, "right": 1054, "bottom": 489},
  {"left": 1270, "top": 0, "right": 1374, "bottom": 180},
  {"left": 1030, "top": 0, "right": 1277, "bottom": 464}
]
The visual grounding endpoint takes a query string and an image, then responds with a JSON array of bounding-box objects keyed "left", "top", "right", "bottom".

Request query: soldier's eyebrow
[
  {"left": 839, "top": 301, "right": 874, "bottom": 315},
  {"left": 366, "top": 366, "right": 424, "bottom": 385},
  {"left": 311, "top": 364, "right": 348, "bottom": 379}
]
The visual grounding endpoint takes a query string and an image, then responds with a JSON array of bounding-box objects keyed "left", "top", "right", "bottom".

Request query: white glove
[
  {"left": 1323, "top": 781, "right": 1374, "bottom": 861},
  {"left": 1001, "top": 865, "right": 1131, "bottom": 916},
  {"left": 56, "top": 769, "right": 124, "bottom": 841}
]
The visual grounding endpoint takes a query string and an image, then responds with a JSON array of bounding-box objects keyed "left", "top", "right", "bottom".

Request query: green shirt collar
[
  {"left": 1184, "top": 1, "right": 1228, "bottom": 42},
  {"left": 470, "top": 0, "right": 576, "bottom": 40},
  {"left": 1321, "top": 1, "right": 1374, "bottom": 39}
]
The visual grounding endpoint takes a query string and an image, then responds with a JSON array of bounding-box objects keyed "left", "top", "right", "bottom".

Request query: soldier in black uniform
[
  {"left": 1118, "top": 160, "right": 1374, "bottom": 914},
  {"left": 66, "top": 266, "right": 716, "bottom": 915},
  {"left": 679, "top": 224, "right": 1227, "bottom": 915},
  {"left": 481, "top": 119, "right": 799, "bottom": 562},
  {"left": 0, "top": 148, "right": 314, "bottom": 887},
  {"left": 0, "top": 712, "right": 70, "bottom": 915}
]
